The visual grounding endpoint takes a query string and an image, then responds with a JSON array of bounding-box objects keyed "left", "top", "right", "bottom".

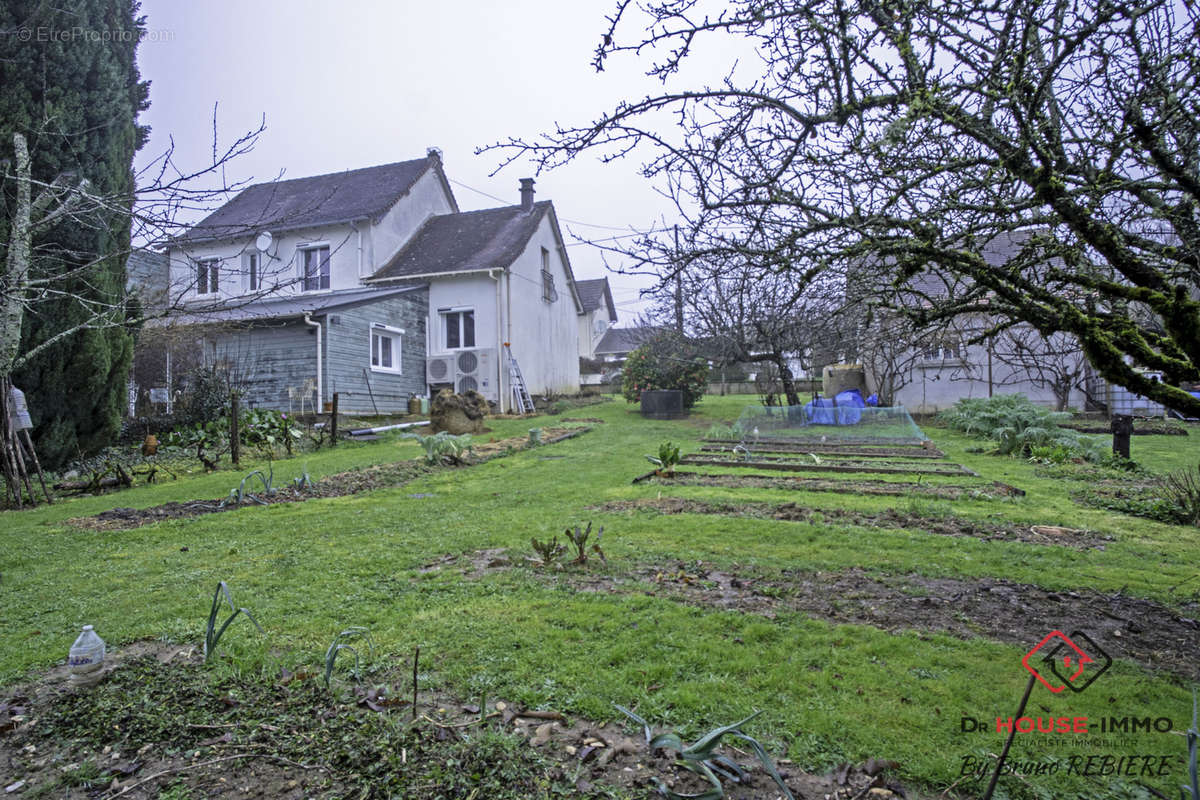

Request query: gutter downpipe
[
  {"left": 303, "top": 312, "right": 323, "bottom": 412},
  {"left": 351, "top": 221, "right": 364, "bottom": 278},
  {"left": 488, "top": 268, "right": 507, "bottom": 413}
]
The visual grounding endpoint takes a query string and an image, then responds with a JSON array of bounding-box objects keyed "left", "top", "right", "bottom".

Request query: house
[
  {"left": 576, "top": 278, "right": 618, "bottom": 359},
  {"left": 855, "top": 232, "right": 1088, "bottom": 412},
  {"left": 161, "top": 152, "right": 584, "bottom": 413}
]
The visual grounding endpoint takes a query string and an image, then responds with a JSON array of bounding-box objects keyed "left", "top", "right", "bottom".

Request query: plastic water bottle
[{"left": 67, "top": 625, "right": 105, "bottom": 687}]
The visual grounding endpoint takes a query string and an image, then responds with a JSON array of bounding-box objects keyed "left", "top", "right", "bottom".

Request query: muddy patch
[
  {"left": 635, "top": 470, "right": 1003, "bottom": 500},
  {"left": 593, "top": 497, "right": 1111, "bottom": 549},
  {"left": 0, "top": 641, "right": 903, "bottom": 800},
  {"left": 444, "top": 554, "right": 1200, "bottom": 682},
  {"left": 680, "top": 454, "right": 977, "bottom": 476},
  {"left": 68, "top": 427, "right": 591, "bottom": 532},
  {"left": 701, "top": 441, "right": 947, "bottom": 459}
]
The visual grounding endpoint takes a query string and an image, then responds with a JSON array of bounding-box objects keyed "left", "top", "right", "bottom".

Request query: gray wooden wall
[{"left": 207, "top": 289, "right": 428, "bottom": 414}]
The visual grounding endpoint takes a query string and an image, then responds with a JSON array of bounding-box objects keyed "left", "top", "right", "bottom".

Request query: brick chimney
[{"left": 519, "top": 178, "right": 535, "bottom": 212}]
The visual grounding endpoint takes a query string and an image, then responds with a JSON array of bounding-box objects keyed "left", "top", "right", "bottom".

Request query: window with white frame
[
  {"left": 300, "top": 245, "right": 330, "bottom": 291},
  {"left": 370, "top": 323, "right": 404, "bottom": 373},
  {"left": 196, "top": 258, "right": 219, "bottom": 296},
  {"left": 243, "top": 252, "right": 260, "bottom": 292},
  {"left": 541, "top": 247, "right": 557, "bottom": 303},
  {"left": 921, "top": 341, "right": 963, "bottom": 362},
  {"left": 442, "top": 309, "right": 475, "bottom": 349}
]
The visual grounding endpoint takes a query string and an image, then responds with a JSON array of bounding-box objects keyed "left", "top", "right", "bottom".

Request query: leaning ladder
[{"left": 505, "top": 345, "right": 534, "bottom": 415}]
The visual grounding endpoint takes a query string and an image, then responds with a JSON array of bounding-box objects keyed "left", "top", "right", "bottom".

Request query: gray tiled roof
[
  {"left": 576, "top": 278, "right": 617, "bottom": 321},
  {"left": 175, "top": 158, "right": 438, "bottom": 243},
  {"left": 369, "top": 202, "right": 553, "bottom": 280},
  {"left": 151, "top": 284, "right": 425, "bottom": 327},
  {"left": 594, "top": 326, "right": 657, "bottom": 355}
]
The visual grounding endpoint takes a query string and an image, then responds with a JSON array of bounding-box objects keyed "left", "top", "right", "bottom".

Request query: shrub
[
  {"left": 1162, "top": 462, "right": 1200, "bottom": 526},
  {"left": 939, "top": 394, "right": 1102, "bottom": 461},
  {"left": 621, "top": 335, "right": 710, "bottom": 408}
]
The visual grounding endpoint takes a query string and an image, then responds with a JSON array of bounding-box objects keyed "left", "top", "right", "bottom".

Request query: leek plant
[
  {"left": 203, "top": 582, "right": 263, "bottom": 663},
  {"left": 615, "top": 705, "right": 794, "bottom": 800}
]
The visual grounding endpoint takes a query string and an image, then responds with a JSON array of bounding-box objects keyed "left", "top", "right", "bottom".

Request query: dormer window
[
  {"left": 300, "top": 245, "right": 330, "bottom": 292},
  {"left": 196, "top": 258, "right": 219, "bottom": 296}
]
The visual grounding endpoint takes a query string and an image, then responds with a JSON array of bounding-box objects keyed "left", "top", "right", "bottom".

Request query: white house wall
[
  {"left": 578, "top": 310, "right": 612, "bottom": 359},
  {"left": 169, "top": 223, "right": 366, "bottom": 304},
  {"left": 893, "top": 341, "right": 1062, "bottom": 413},
  {"left": 367, "top": 169, "right": 456, "bottom": 279},
  {"left": 503, "top": 215, "right": 581, "bottom": 396}
]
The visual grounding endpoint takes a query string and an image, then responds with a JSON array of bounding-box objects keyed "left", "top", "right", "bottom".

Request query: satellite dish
[{"left": 255, "top": 231, "right": 274, "bottom": 254}]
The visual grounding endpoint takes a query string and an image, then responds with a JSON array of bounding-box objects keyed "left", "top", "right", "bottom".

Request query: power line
[{"left": 448, "top": 177, "right": 639, "bottom": 233}]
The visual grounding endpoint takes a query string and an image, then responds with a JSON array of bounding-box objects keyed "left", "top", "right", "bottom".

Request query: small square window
[{"left": 370, "top": 324, "right": 403, "bottom": 373}]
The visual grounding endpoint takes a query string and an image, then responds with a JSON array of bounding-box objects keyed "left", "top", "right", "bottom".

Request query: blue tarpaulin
[{"left": 804, "top": 389, "right": 866, "bottom": 425}]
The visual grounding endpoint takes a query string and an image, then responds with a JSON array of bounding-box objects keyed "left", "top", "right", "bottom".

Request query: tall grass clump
[{"left": 939, "top": 394, "right": 1102, "bottom": 461}]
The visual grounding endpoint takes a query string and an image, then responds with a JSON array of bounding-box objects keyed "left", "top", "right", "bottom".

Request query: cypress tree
[{"left": 0, "top": 0, "right": 149, "bottom": 468}]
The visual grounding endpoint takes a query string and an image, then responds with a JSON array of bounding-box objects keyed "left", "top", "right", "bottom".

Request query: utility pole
[{"left": 673, "top": 225, "right": 684, "bottom": 334}]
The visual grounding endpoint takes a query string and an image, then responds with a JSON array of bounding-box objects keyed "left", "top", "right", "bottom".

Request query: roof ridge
[{"left": 238, "top": 157, "right": 431, "bottom": 193}]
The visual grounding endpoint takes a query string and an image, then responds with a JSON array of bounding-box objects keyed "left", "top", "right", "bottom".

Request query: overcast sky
[{"left": 134, "top": 0, "right": 741, "bottom": 322}]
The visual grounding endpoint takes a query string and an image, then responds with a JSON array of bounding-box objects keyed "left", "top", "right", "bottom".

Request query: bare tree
[
  {"left": 488, "top": 0, "right": 1200, "bottom": 416},
  {"left": 1, "top": 117, "right": 264, "bottom": 504},
  {"left": 991, "top": 328, "right": 1088, "bottom": 411}
]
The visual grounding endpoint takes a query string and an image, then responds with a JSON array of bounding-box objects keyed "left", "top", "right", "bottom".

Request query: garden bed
[
  {"left": 700, "top": 443, "right": 946, "bottom": 459},
  {"left": 67, "top": 427, "right": 591, "bottom": 532},
  {"left": 444, "top": 555, "right": 1200, "bottom": 682},
  {"left": 593, "top": 497, "right": 1111, "bottom": 549},
  {"left": 679, "top": 455, "right": 978, "bottom": 476},
  {"left": 0, "top": 643, "right": 896, "bottom": 800},
  {"left": 632, "top": 470, "right": 1008, "bottom": 500}
]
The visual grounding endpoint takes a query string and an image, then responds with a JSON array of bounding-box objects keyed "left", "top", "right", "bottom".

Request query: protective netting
[{"left": 732, "top": 401, "right": 927, "bottom": 445}]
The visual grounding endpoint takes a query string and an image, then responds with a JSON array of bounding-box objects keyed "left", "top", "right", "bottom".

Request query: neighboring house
[
  {"left": 576, "top": 278, "right": 618, "bottom": 359},
  {"left": 858, "top": 232, "right": 1085, "bottom": 413},
  {"left": 593, "top": 326, "right": 654, "bottom": 364},
  {"left": 161, "top": 152, "right": 584, "bottom": 413}
]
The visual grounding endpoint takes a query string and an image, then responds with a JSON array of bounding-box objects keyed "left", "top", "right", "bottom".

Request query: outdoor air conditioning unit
[
  {"left": 426, "top": 355, "right": 456, "bottom": 387},
  {"left": 454, "top": 348, "right": 497, "bottom": 403}
]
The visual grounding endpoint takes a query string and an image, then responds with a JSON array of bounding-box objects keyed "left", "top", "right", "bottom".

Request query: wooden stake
[
  {"left": 982, "top": 673, "right": 1037, "bottom": 800},
  {"left": 412, "top": 646, "right": 420, "bottom": 722},
  {"left": 20, "top": 430, "right": 50, "bottom": 503},
  {"left": 330, "top": 392, "right": 339, "bottom": 447}
]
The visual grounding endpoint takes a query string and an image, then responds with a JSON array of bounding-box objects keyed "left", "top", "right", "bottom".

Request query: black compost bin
[{"left": 641, "top": 390, "right": 686, "bottom": 419}]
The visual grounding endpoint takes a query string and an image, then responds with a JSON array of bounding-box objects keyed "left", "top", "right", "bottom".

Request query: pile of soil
[
  {"left": 593, "top": 497, "right": 1112, "bottom": 548},
  {"left": 430, "top": 389, "right": 488, "bottom": 434}
]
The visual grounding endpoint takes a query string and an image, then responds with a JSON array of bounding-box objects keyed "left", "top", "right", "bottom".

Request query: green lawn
[{"left": 1, "top": 395, "right": 1196, "bottom": 799}]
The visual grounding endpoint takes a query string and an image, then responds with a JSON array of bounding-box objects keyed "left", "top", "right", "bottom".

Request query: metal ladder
[{"left": 505, "top": 345, "right": 534, "bottom": 415}]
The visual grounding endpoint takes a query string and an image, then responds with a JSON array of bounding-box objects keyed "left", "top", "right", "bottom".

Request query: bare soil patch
[
  {"left": 67, "top": 427, "right": 590, "bottom": 532},
  {"left": 635, "top": 470, "right": 1004, "bottom": 500},
  {"left": 680, "top": 454, "right": 977, "bottom": 476},
  {"left": 593, "top": 497, "right": 1111, "bottom": 549},
  {"left": 0, "top": 642, "right": 905, "bottom": 799},
  {"left": 445, "top": 554, "right": 1200, "bottom": 682},
  {"left": 702, "top": 440, "right": 947, "bottom": 458},
  {"left": 700, "top": 443, "right": 946, "bottom": 459}
]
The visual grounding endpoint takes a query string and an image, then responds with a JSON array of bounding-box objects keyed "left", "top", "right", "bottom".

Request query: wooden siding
[
  {"left": 206, "top": 289, "right": 428, "bottom": 414},
  {"left": 325, "top": 290, "right": 427, "bottom": 413}
]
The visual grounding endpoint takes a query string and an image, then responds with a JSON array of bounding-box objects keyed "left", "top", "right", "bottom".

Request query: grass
[{"left": 2, "top": 396, "right": 1198, "bottom": 798}]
